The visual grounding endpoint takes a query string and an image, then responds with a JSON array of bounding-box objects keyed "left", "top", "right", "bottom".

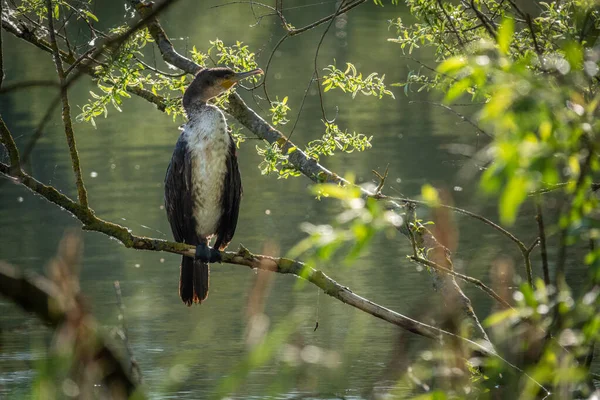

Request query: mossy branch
[{"left": 0, "top": 160, "right": 473, "bottom": 345}]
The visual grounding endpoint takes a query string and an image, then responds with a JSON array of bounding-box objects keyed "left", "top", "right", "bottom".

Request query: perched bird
[{"left": 165, "top": 67, "right": 263, "bottom": 306}]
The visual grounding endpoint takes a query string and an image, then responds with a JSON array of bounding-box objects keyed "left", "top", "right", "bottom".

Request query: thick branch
[
  {"left": 0, "top": 261, "right": 142, "bottom": 398},
  {"left": 0, "top": 160, "right": 475, "bottom": 346}
]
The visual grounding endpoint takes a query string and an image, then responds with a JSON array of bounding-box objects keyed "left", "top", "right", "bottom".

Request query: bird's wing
[
  {"left": 214, "top": 136, "right": 242, "bottom": 251},
  {"left": 164, "top": 135, "right": 198, "bottom": 245}
]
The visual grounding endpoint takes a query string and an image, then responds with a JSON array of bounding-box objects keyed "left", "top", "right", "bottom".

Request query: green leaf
[
  {"left": 421, "top": 184, "right": 440, "bottom": 207},
  {"left": 484, "top": 308, "right": 518, "bottom": 327},
  {"left": 444, "top": 78, "right": 471, "bottom": 103},
  {"left": 437, "top": 56, "right": 467, "bottom": 74},
  {"left": 499, "top": 175, "right": 528, "bottom": 225},
  {"left": 83, "top": 9, "right": 99, "bottom": 22},
  {"left": 498, "top": 18, "right": 514, "bottom": 55},
  {"left": 563, "top": 41, "right": 583, "bottom": 70}
]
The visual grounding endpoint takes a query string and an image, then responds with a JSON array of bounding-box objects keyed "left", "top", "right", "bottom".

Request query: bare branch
[
  {"left": 46, "top": 0, "right": 90, "bottom": 209},
  {"left": 382, "top": 195, "right": 527, "bottom": 252},
  {"left": 409, "top": 255, "right": 512, "bottom": 309},
  {"left": 408, "top": 101, "right": 491, "bottom": 138},
  {"left": 288, "top": 0, "right": 366, "bottom": 36},
  {"left": 0, "top": 79, "right": 60, "bottom": 94}
]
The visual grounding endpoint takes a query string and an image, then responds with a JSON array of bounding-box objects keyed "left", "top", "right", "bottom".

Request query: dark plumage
[{"left": 164, "top": 67, "right": 262, "bottom": 305}]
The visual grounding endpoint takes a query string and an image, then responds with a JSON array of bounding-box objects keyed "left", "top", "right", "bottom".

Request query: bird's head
[{"left": 183, "top": 67, "right": 263, "bottom": 112}]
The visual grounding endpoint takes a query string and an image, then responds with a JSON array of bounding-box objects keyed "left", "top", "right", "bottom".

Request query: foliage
[
  {"left": 289, "top": 179, "right": 403, "bottom": 268},
  {"left": 322, "top": 62, "right": 395, "bottom": 99},
  {"left": 255, "top": 121, "right": 372, "bottom": 178},
  {"left": 269, "top": 96, "right": 291, "bottom": 126}
]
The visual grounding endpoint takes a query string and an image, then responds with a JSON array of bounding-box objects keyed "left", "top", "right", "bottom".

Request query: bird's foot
[{"left": 195, "top": 243, "right": 221, "bottom": 263}]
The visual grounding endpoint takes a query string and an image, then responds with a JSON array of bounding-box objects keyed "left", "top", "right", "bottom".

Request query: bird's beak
[
  {"left": 232, "top": 68, "right": 264, "bottom": 82},
  {"left": 222, "top": 68, "right": 264, "bottom": 89}
]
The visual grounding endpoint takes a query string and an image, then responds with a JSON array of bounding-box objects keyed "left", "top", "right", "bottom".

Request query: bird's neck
[{"left": 184, "top": 100, "right": 209, "bottom": 118}]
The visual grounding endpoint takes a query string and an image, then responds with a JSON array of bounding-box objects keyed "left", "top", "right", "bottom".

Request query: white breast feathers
[{"left": 183, "top": 105, "right": 231, "bottom": 239}]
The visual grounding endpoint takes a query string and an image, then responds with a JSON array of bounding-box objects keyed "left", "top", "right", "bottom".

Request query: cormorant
[{"left": 164, "top": 67, "right": 263, "bottom": 306}]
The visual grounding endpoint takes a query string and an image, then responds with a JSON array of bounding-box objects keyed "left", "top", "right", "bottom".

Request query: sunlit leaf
[{"left": 497, "top": 18, "right": 514, "bottom": 55}]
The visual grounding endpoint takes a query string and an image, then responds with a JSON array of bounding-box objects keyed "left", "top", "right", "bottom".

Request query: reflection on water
[{"left": 0, "top": 1, "right": 569, "bottom": 398}]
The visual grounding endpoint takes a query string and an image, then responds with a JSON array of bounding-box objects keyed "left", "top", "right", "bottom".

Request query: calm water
[{"left": 0, "top": 1, "right": 586, "bottom": 398}]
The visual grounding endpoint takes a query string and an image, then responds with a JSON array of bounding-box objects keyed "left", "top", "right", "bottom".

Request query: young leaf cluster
[
  {"left": 322, "top": 63, "right": 395, "bottom": 99},
  {"left": 254, "top": 122, "right": 372, "bottom": 179},
  {"left": 269, "top": 96, "right": 290, "bottom": 126}
]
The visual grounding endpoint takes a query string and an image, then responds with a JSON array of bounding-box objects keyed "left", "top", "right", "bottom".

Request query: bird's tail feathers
[
  {"left": 180, "top": 256, "right": 194, "bottom": 306},
  {"left": 193, "top": 259, "right": 209, "bottom": 303},
  {"left": 179, "top": 257, "right": 210, "bottom": 306}
]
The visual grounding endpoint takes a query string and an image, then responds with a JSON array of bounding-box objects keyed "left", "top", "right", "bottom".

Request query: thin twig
[
  {"left": 134, "top": 55, "right": 187, "bottom": 77},
  {"left": 287, "top": 71, "right": 316, "bottom": 139},
  {"left": 469, "top": 0, "right": 496, "bottom": 39},
  {"left": 63, "top": 46, "right": 97, "bottom": 76},
  {"left": 382, "top": 195, "right": 527, "bottom": 252},
  {"left": 410, "top": 255, "right": 512, "bottom": 309},
  {"left": 535, "top": 197, "right": 550, "bottom": 286},
  {"left": 46, "top": 0, "right": 90, "bottom": 209},
  {"left": 313, "top": 0, "right": 346, "bottom": 123},
  {"left": 437, "top": 0, "right": 465, "bottom": 48},
  {"left": 0, "top": 115, "right": 21, "bottom": 172},
  {"left": 408, "top": 100, "right": 491, "bottom": 138},
  {"left": 373, "top": 164, "right": 389, "bottom": 194},
  {"left": 289, "top": 0, "right": 366, "bottom": 36},
  {"left": 0, "top": 80, "right": 60, "bottom": 94},
  {"left": 261, "top": 33, "right": 289, "bottom": 103},
  {"left": 20, "top": 96, "right": 61, "bottom": 164}
]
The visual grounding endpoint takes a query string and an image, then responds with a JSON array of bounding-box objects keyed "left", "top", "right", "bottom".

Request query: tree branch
[
  {"left": 409, "top": 255, "right": 511, "bottom": 309},
  {"left": 383, "top": 195, "right": 537, "bottom": 287},
  {"left": 0, "top": 260, "right": 143, "bottom": 398},
  {"left": 1, "top": 0, "right": 177, "bottom": 160},
  {"left": 0, "top": 115, "right": 21, "bottom": 172},
  {"left": 46, "top": 0, "right": 90, "bottom": 209},
  {"left": 289, "top": 0, "right": 366, "bottom": 36},
  {"left": 0, "top": 160, "right": 474, "bottom": 346}
]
